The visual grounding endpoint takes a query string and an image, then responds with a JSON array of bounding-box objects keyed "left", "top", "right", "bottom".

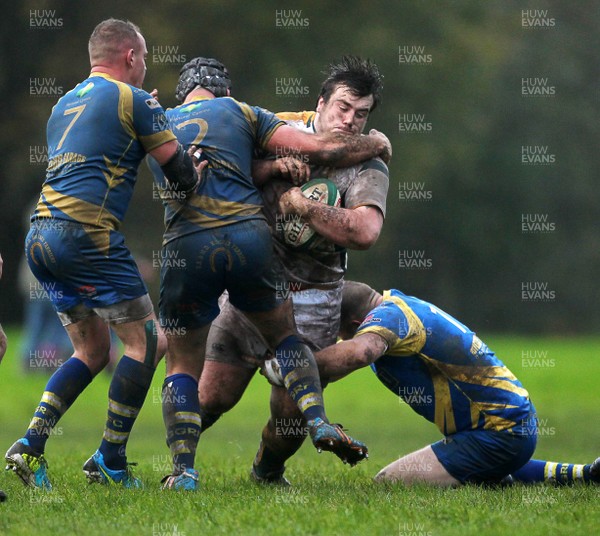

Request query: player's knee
[
  {"left": 84, "top": 342, "right": 111, "bottom": 373},
  {"left": 199, "top": 394, "right": 235, "bottom": 416},
  {"left": 155, "top": 328, "right": 168, "bottom": 361},
  {"left": 198, "top": 407, "right": 222, "bottom": 433}
]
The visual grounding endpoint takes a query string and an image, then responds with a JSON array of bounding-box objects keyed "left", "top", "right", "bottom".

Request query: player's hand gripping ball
[{"left": 281, "top": 178, "right": 341, "bottom": 250}]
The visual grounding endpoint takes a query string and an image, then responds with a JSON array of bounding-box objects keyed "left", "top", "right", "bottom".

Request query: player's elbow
[
  {"left": 353, "top": 228, "right": 380, "bottom": 250},
  {"left": 346, "top": 221, "right": 381, "bottom": 250}
]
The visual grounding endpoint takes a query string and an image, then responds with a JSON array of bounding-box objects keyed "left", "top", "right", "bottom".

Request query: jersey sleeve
[
  {"left": 343, "top": 157, "right": 389, "bottom": 217},
  {"left": 246, "top": 104, "right": 286, "bottom": 150},
  {"left": 131, "top": 89, "right": 176, "bottom": 152},
  {"left": 356, "top": 292, "right": 426, "bottom": 355},
  {"left": 275, "top": 110, "right": 316, "bottom": 129}
]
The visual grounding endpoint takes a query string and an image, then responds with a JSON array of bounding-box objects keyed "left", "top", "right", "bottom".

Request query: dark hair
[
  {"left": 318, "top": 55, "right": 383, "bottom": 111},
  {"left": 88, "top": 19, "right": 141, "bottom": 63}
]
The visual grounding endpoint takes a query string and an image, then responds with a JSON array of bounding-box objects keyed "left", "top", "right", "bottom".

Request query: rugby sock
[
  {"left": 25, "top": 357, "right": 93, "bottom": 454},
  {"left": 25, "top": 357, "right": 93, "bottom": 453},
  {"left": 275, "top": 335, "right": 326, "bottom": 423},
  {"left": 99, "top": 355, "right": 155, "bottom": 470},
  {"left": 513, "top": 459, "right": 593, "bottom": 484},
  {"left": 162, "top": 373, "right": 202, "bottom": 474}
]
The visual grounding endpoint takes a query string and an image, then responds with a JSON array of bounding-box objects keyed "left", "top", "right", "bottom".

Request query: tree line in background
[{"left": 1, "top": 0, "right": 597, "bottom": 333}]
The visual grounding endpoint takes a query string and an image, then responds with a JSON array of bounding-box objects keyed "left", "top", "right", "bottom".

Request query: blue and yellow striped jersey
[
  {"left": 362, "top": 290, "right": 534, "bottom": 436},
  {"left": 148, "top": 96, "right": 285, "bottom": 244},
  {"left": 35, "top": 73, "right": 175, "bottom": 236}
]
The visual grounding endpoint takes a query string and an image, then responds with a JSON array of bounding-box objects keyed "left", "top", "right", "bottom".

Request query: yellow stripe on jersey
[
  {"left": 187, "top": 194, "right": 262, "bottom": 216},
  {"left": 92, "top": 72, "right": 175, "bottom": 152},
  {"left": 164, "top": 196, "right": 263, "bottom": 231},
  {"left": 470, "top": 403, "right": 481, "bottom": 429},
  {"left": 102, "top": 74, "right": 137, "bottom": 140},
  {"left": 358, "top": 291, "right": 427, "bottom": 355},
  {"left": 423, "top": 360, "right": 457, "bottom": 435},
  {"left": 237, "top": 100, "right": 258, "bottom": 129},
  {"left": 276, "top": 110, "right": 316, "bottom": 127},
  {"left": 235, "top": 99, "right": 284, "bottom": 149},
  {"left": 425, "top": 361, "right": 530, "bottom": 398},
  {"left": 39, "top": 184, "right": 119, "bottom": 229},
  {"left": 38, "top": 185, "right": 118, "bottom": 255},
  {"left": 138, "top": 130, "right": 176, "bottom": 152}
]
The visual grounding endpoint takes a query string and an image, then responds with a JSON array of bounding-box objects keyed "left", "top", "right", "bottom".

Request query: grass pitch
[{"left": 1, "top": 329, "right": 599, "bottom": 535}]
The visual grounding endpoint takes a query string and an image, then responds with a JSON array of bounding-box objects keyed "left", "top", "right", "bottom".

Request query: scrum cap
[{"left": 175, "top": 57, "right": 232, "bottom": 102}]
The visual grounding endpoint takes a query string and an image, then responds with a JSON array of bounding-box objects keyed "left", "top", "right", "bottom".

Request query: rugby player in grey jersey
[{"left": 197, "top": 56, "right": 390, "bottom": 484}]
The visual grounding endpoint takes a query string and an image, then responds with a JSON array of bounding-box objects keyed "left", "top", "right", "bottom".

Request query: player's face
[
  {"left": 316, "top": 85, "right": 374, "bottom": 135},
  {"left": 130, "top": 33, "right": 148, "bottom": 88}
]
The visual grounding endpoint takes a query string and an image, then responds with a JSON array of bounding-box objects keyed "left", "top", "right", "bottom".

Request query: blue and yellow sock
[
  {"left": 275, "top": 335, "right": 326, "bottom": 423},
  {"left": 99, "top": 356, "right": 155, "bottom": 470},
  {"left": 513, "top": 459, "right": 593, "bottom": 484},
  {"left": 25, "top": 357, "right": 93, "bottom": 453},
  {"left": 162, "top": 373, "right": 202, "bottom": 474}
]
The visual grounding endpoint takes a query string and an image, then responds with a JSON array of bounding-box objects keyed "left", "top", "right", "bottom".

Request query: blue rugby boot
[
  {"left": 5, "top": 438, "right": 52, "bottom": 490},
  {"left": 161, "top": 468, "right": 199, "bottom": 491},
  {"left": 83, "top": 450, "right": 141, "bottom": 489},
  {"left": 308, "top": 418, "right": 368, "bottom": 466}
]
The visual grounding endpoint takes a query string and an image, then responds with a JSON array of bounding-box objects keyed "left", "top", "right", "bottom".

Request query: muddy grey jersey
[{"left": 260, "top": 112, "right": 389, "bottom": 288}]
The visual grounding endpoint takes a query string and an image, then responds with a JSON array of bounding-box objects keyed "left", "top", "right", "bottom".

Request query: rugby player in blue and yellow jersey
[
  {"left": 315, "top": 281, "right": 600, "bottom": 486},
  {"left": 148, "top": 57, "right": 391, "bottom": 490},
  {"left": 5, "top": 19, "right": 202, "bottom": 490}
]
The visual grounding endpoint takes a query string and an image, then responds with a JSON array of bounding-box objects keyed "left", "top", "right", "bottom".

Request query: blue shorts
[
  {"left": 159, "top": 219, "right": 285, "bottom": 329},
  {"left": 431, "top": 423, "right": 538, "bottom": 484},
  {"left": 26, "top": 219, "right": 148, "bottom": 313}
]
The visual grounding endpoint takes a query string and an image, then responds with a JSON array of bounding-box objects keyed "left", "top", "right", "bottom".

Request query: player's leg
[
  {"left": 223, "top": 222, "right": 337, "bottom": 451},
  {"left": 198, "top": 319, "right": 259, "bottom": 433},
  {"left": 243, "top": 300, "right": 367, "bottom": 466},
  {"left": 159, "top": 324, "right": 209, "bottom": 490},
  {"left": 375, "top": 429, "right": 536, "bottom": 487},
  {"left": 252, "top": 385, "right": 306, "bottom": 485},
  {"left": 198, "top": 361, "right": 257, "bottom": 431},
  {"left": 6, "top": 310, "right": 109, "bottom": 490},
  {"left": 157, "top": 232, "right": 225, "bottom": 490},
  {"left": 84, "top": 306, "right": 167, "bottom": 488},
  {"left": 374, "top": 445, "right": 460, "bottom": 487},
  {"left": 512, "top": 457, "right": 600, "bottom": 484},
  {"left": 6, "top": 222, "right": 112, "bottom": 489},
  {"left": 243, "top": 298, "right": 326, "bottom": 423}
]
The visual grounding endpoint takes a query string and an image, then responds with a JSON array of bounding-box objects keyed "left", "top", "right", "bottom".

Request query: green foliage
[{"left": 1, "top": 0, "right": 598, "bottom": 332}]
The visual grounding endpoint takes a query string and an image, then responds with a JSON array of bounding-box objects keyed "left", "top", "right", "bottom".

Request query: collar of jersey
[
  {"left": 88, "top": 72, "right": 116, "bottom": 81},
  {"left": 185, "top": 96, "right": 213, "bottom": 104}
]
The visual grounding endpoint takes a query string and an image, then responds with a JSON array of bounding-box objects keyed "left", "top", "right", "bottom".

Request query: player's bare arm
[
  {"left": 266, "top": 125, "right": 391, "bottom": 168},
  {"left": 252, "top": 156, "right": 311, "bottom": 188},
  {"left": 316, "top": 332, "right": 388, "bottom": 381},
  {"left": 279, "top": 188, "right": 384, "bottom": 250}
]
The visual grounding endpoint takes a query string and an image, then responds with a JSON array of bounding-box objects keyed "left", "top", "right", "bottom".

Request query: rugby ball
[{"left": 282, "top": 178, "right": 341, "bottom": 250}]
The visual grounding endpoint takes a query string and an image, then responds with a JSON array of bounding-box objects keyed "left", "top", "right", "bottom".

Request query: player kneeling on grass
[{"left": 310, "top": 281, "right": 600, "bottom": 486}]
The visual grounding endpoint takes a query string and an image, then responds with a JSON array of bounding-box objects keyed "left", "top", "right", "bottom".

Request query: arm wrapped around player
[{"left": 160, "top": 143, "right": 201, "bottom": 196}]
